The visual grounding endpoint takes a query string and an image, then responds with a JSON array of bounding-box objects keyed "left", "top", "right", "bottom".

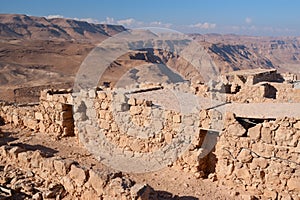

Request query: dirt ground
[{"left": 0, "top": 124, "right": 238, "bottom": 200}]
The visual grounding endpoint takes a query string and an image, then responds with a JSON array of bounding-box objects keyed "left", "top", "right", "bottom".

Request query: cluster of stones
[
  {"left": 0, "top": 145, "right": 156, "bottom": 200},
  {"left": 0, "top": 89, "right": 74, "bottom": 139},
  {"left": 215, "top": 113, "right": 300, "bottom": 199},
  {"left": 94, "top": 89, "right": 187, "bottom": 153},
  {"left": 214, "top": 69, "right": 300, "bottom": 103}
]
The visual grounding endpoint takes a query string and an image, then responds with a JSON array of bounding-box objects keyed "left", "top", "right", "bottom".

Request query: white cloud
[
  {"left": 45, "top": 15, "right": 100, "bottom": 24},
  {"left": 245, "top": 17, "right": 252, "bottom": 24},
  {"left": 117, "top": 18, "right": 136, "bottom": 26},
  {"left": 150, "top": 21, "right": 172, "bottom": 28},
  {"left": 189, "top": 22, "right": 216, "bottom": 29},
  {"left": 100, "top": 17, "right": 142, "bottom": 27},
  {"left": 45, "top": 15, "right": 65, "bottom": 19},
  {"left": 74, "top": 17, "right": 100, "bottom": 24}
]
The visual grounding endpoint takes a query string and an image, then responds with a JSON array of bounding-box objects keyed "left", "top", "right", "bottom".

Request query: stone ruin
[{"left": 0, "top": 68, "right": 299, "bottom": 199}]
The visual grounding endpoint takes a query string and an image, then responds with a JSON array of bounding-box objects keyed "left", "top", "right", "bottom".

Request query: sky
[{"left": 1, "top": 0, "right": 300, "bottom": 36}]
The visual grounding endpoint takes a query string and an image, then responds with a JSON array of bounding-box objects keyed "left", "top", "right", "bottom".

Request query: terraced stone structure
[{"left": 0, "top": 68, "right": 299, "bottom": 199}]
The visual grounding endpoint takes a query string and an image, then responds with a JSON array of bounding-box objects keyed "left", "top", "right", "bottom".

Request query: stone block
[
  {"left": 237, "top": 149, "right": 253, "bottom": 163},
  {"left": 250, "top": 157, "right": 268, "bottom": 169},
  {"left": 248, "top": 124, "right": 261, "bottom": 140},
  {"left": 54, "top": 159, "right": 74, "bottom": 176},
  {"left": 130, "top": 184, "right": 155, "bottom": 200},
  {"left": 69, "top": 164, "right": 87, "bottom": 187},
  {"left": 30, "top": 150, "right": 44, "bottom": 168},
  {"left": 87, "top": 170, "right": 107, "bottom": 196},
  {"left": 287, "top": 177, "right": 300, "bottom": 192},
  {"left": 227, "top": 122, "right": 246, "bottom": 137},
  {"left": 294, "top": 121, "right": 300, "bottom": 129},
  {"left": 261, "top": 127, "right": 272, "bottom": 144},
  {"left": 97, "top": 92, "right": 107, "bottom": 100},
  {"left": 130, "top": 106, "right": 142, "bottom": 115},
  {"left": 173, "top": 114, "right": 181, "bottom": 123},
  {"left": 128, "top": 97, "right": 136, "bottom": 106}
]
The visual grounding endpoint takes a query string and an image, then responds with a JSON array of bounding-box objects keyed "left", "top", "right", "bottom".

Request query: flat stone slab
[{"left": 226, "top": 102, "right": 300, "bottom": 118}]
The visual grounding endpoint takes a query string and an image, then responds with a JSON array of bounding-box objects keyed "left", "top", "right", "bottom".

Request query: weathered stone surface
[
  {"left": 287, "top": 177, "right": 300, "bottom": 192},
  {"left": 261, "top": 126, "right": 272, "bottom": 144},
  {"left": 248, "top": 124, "right": 261, "bottom": 140},
  {"left": 128, "top": 97, "right": 136, "bottom": 106},
  {"left": 130, "top": 184, "right": 156, "bottom": 200},
  {"left": 227, "top": 122, "right": 246, "bottom": 136},
  {"left": 87, "top": 170, "right": 107, "bottom": 196},
  {"left": 173, "top": 114, "right": 181, "bottom": 123},
  {"left": 54, "top": 159, "right": 73, "bottom": 176},
  {"left": 68, "top": 165, "right": 87, "bottom": 187},
  {"left": 237, "top": 149, "right": 253, "bottom": 163}
]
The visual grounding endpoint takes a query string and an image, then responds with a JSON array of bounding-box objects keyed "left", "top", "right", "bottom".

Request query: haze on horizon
[{"left": 1, "top": 0, "right": 300, "bottom": 37}]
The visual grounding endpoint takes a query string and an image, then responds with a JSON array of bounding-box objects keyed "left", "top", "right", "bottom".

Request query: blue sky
[{"left": 1, "top": 0, "right": 300, "bottom": 36}]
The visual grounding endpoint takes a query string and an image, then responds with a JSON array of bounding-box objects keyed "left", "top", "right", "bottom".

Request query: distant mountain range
[
  {"left": 0, "top": 14, "right": 126, "bottom": 41},
  {"left": 0, "top": 14, "right": 299, "bottom": 102}
]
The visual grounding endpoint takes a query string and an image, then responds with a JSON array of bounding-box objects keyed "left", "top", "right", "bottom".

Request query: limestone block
[
  {"left": 250, "top": 157, "right": 268, "bottom": 169},
  {"left": 248, "top": 124, "right": 262, "bottom": 140},
  {"left": 100, "top": 121, "right": 110, "bottom": 130},
  {"left": 294, "top": 121, "right": 300, "bottom": 129},
  {"left": 130, "top": 106, "right": 142, "bottom": 115},
  {"left": 128, "top": 97, "right": 136, "bottom": 106},
  {"left": 88, "top": 89, "right": 96, "bottom": 98},
  {"left": 130, "top": 184, "right": 155, "bottom": 200},
  {"left": 237, "top": 149, "right": 253, "bottom": 163},
  {"left": 101, "top": 101, "right": 109, "bottom": 110},
  {"left": 97, "top": 92, "right": 107, "bottom": 100},
  {"left": 9, "top": 146, "right": 25, "bottom": 160},
  {"left": 68, "top": 165, "right": 88, "bottom": 187},
  {"left": 164, "top": 132, "right": 173, "bottom": 144},
  {"left": 173, "top": 114, "right": 181, "bottom": 123},
  {"left": 17, "top": 151, "right": 30, "bottom": 165},
  {"left": 35, "top": 112, "right": 43, "bottom": 121},
  {"left": 287, "top": 177, "right": 300, "bottom": 192},
  {"left": 30, "top": 150, "right": 44, "bottom": 168},
  {"left": 261, "top": 127, "right": 272, "bottom": 144},
  {"left": 54, "top": 159, "right": 74, "bottom": 176},
  {"left": 60, "top": 176, "right": 75, "bottom": 194},
  {"left": 227, "top": 122, "right": 246, "bottom": 137}
]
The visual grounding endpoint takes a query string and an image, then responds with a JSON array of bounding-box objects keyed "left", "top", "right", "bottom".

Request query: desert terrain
[{"left": 0, "top": 14, "right": 299, "bottom": 200}]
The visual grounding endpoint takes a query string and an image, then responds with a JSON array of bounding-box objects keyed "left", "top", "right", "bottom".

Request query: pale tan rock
[
  {"left": 227, "top": 122, "right": 246, "bottom": 137},
  {"left": 250, "top": 157, "right": 268, "bottom": 169},
  {"left": 130, "top": 106, "right": 142, "bottom": 115},
  {"left": 237, "top": 149, "right": 253, "bottom": 163},
  {"left": 87, "top": 170, "right": 106, "bottom": 196},
  {"left": 173, "top": 114, "right": 181, "bottom": 123},
  {"left": 97, "top": 92, "right": 107, "bottom": 100},
  {"left": 54, "top": 159, "right": 73, "bottom": 176},
  {"left": 294, "top": 121, "right": 300, "bottom": 129},
  {"left": 130, "top": 184, "right": 155, "bottom": 200},
  {"left": 164, "top": 132, "right": 173, "bottom": 144},
  {"left": 261, "top": 126, "right": 272, "bottom": 143},
  {"left": 128, "top": 97, "right": 136, "bottom": 106},
  {"left": 61, "top": 176, "right": 75, "bottom": 193},
  {"left": 30, "top": 151, "right": 44, "bottom": 168},
  {"left": 287, "top": 177, "right": 300, "bottom": 192},
  {"left": 100, "top": 121, "right": 110, "bottom": 130},
  {"left": 248, "top": 124, "right": 262, "bottom": 140},
  {"left": 69, "top": 164, "right": 87, "bottom": 187}
]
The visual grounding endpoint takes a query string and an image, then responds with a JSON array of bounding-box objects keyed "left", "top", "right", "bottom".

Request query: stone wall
[
  {"left": 0, "top": 144, "right": 156, "bottom": 200},
  {"left": 0, "top": 89, "right": 74, "bottom": 138},
  {"left": 215, "top": 113, "right": 300, "bottom": 199}
]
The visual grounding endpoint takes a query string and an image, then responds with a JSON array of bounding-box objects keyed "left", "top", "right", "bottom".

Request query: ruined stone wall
[
  {"left": 215, "top": 113, "right": 300, "bottom": 199},
  {"left": 0, "top": 89, "right": 74, "bottom": 138},
  {"left": 0, "top": 145, "right": 155, "bottom": 200}
]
